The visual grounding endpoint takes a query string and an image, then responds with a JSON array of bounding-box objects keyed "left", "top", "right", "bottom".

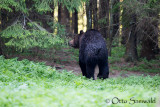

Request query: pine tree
[
  {"left": 99, "top": 0, "right": 110, "bottom": 38},
  {"left": 0, "top": 0, "right": 85, "bottom": 55},
  {"left": 86, "top": 0, "right": 92, "bottom": 30},
  {"left": 108, "top": 0, "right": 120, "bottom": 56},
  {"left": 72, "top": 9, "right": 78, "bottom": 34}
]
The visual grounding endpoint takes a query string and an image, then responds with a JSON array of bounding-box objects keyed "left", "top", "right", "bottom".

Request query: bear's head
[{"left": 69, "top": 30, "right": 84, "bottom": 48}]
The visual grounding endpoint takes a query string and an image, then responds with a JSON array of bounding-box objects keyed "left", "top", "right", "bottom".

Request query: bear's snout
[{"left": 68, "top": 40, "right": 74, "bottom": 47}]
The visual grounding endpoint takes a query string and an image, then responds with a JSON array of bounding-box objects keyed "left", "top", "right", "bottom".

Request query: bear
[{"left": 69, "top": 29, "right": 109, "bottom": 79}]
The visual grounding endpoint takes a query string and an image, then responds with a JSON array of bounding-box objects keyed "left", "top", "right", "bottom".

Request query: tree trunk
[
  {"left": 86, "top": 0, "right": 92, "bottom": 30},
  {"left": 108, "top": 0, "right": 120, "bottom": 56},
  {"left": 58, "top": 3, "right": 70, "bottom": 34},
  {"left": 0, "top": 9, "right": 9, "bottom": 57},
  {"left": 0, "top": 45, "right": 2, "bottom": 55},
  {"left": 139, "top": 0, "right": 159, "bottom": 60},
  {"left": 140, "top": 37, "right": 158, "bottom": 60},
  {"left": 125, "top": 15, "right": 138, "bottom": 61},
  {"left": 58, "top": 3, "right": 61, "bottom": 23},
  {"left": 44, "top": 5, "right": 54, "bottom": 33},
  {"left": 106, "top": 0, "right": 110, "bottom": 39},
  {"left": 72, "top": 9, "right": 78, "bottom": 34},
  {"left": 121, "top": 8, "right": 129, "bottom": 45},
  {"left": 140, "top": 19, "right": 159, "bottom": 60},
  {"left": 99, "top": 0, "right": 110, "bottom": 39},
  {"left": 0, "top": 10, "right": 2, "bottom": 55},
  {"left": 92, "top": 0, "right": 98, "bottom": 30}
]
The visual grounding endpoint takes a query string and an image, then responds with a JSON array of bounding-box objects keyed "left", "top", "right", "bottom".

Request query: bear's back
[
  {"left": 81, "top": 29, "right": 106, "bottom": 49},
  {"left": 80, "top": 29, "right": 107, "bottom": 59}
]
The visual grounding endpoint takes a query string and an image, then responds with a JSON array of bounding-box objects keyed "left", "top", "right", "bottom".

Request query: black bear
[{"left": 69, "top": 29, "right": 109, "bottom": 79}]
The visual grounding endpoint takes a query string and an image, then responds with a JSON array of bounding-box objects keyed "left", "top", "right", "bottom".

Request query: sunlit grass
[{"left": 0, "top": 56, "right": 160, "bottom": 107}]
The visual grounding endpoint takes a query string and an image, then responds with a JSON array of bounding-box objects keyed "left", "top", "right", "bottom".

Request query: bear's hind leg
[
  {"left": 98, "top": 63, "right": 109, "bottom": 79},
  {"left": 86, "top": 64, "right": 96, "bottom": 80}
]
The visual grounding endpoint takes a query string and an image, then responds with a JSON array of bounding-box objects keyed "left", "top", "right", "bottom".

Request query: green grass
[
  {"left": 109, "top": 46, "right": 125, "bottom": 64},
  {"left": 0, "top": 56, "right": 160, "bottom": 107},
  {"left": 62, "top": 46, "right": 79, "bottom": 62}
]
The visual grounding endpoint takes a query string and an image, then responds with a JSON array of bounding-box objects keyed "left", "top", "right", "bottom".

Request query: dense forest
[
  {"left": 0, "top": 0, "right": 160, "bottom": 106},
  {"left": 0, "top": 0, "right": 159, "bottom": 61}
]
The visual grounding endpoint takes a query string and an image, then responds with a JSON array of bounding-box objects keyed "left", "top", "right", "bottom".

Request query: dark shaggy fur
[{"left": 69, "top": 29, "right": 109, "bottom": 79}]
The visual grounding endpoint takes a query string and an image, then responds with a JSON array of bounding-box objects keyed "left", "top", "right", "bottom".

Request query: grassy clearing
[{"left": 0, "top": 56, "right": 160, "bottom": 107}]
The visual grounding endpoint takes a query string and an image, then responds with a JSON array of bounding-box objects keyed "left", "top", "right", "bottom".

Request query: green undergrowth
[
  {"left": 109, "top": 46, "right": 160, "bottom": 73},
  {"left": 0, "top": 56, "right": 160, "bottom": 107},
  {"left": 109, "top": 46, "right": 125, "bottom": 64}
]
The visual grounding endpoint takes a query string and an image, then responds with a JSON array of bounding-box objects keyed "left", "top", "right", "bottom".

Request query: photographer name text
[{"left": 105, "top": 97, "right": 156, "bottom": 105}]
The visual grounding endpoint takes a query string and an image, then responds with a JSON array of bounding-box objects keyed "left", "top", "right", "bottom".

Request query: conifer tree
[{"left": 0, "top": 0, "right": 85, "bottom": 55}]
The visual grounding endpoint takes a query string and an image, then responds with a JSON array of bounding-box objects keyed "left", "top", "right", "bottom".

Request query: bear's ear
[{"left": 80, "top": 30, "right": 84, "bottom": 34}]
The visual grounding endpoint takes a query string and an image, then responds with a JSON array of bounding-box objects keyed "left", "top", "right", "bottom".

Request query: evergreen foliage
[
  {"left": 1, "top": 22, "right": 63, "bottom": 50},
  {"left": 121, "top": 0, "right": 160, "bottom": 21},
  {"left": 0, "top": 0, "right": 27, "bottom": 13},
  {"left": 0, "top": 0, "right": 86, "bottom": 51}
]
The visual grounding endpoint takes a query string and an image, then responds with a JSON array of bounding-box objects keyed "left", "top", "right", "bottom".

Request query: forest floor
[
  {"left": 1, "top": 55, "right": 160, "bottom": 107},
  {"left": 8, "top": 47, "right": 160, "bottom": 79},
  {"left": 3, "top": 47, "right": 160, "bottom": 107}
]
